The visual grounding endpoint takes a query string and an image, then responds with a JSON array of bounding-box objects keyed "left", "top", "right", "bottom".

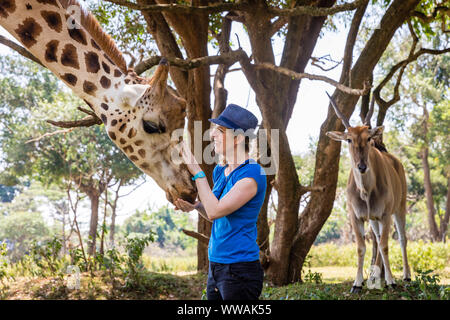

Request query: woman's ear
[{"left": 234, "top": 134, "right": 246, "bottom": 146}]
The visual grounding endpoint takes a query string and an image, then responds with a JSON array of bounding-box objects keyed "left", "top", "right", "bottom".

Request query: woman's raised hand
[{"left": 180, "top": 141, "right": 202, "bottom": 176}]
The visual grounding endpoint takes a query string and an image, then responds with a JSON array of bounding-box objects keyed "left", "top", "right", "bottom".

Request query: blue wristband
[{"left": 192, "top": 171, "right": 206, "bottom": 181}]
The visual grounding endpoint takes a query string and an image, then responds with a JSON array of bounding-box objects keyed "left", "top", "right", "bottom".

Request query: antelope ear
[
  {"left": 120, "top": 84, "right": 150, "bottom": 107},
  {"left": 326, "top": 131, "right": 348, "bottom": 141},
  {"left": 369, "top": 126, "right": 384, "bottom": 139}
]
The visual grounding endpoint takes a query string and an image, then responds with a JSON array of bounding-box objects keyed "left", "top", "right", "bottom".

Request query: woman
[{"left": 175, "top": 104, "right": 267, "bottom": 300}]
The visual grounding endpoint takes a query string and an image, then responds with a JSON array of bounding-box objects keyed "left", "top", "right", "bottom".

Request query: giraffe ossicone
[{"left": 0, "top": 0, "right": 197, "bottom": 204}]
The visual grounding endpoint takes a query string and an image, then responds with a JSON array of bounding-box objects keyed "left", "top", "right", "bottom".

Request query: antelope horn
[
  {"left": 364, "top": 95, "right": 375, "bottom": 127},
  {"left": 326, "top": 91, "right": 350, "bottom": 129}
]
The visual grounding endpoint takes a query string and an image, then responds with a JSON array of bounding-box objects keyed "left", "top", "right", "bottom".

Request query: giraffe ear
[{"left": 120, "top": 84, "right": 150, "bottom": 107}]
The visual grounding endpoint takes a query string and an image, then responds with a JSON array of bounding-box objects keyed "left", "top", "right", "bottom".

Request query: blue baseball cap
[{"left": 208, "top": 104, "right": 258, "bottom": 138}]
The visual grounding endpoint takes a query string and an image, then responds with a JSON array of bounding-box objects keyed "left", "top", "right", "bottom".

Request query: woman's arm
[
  {"left": 179, "top": 142, "right": 257, "bottom": 221},
  {"left": 174, "top": 199, "right": 212, "bottom": 223},
  {"left": 194, "top": 176, "right": 257, "bottom": 220},
  {"left": 194, "top": 202, "right": 212, "bottom": 223}
]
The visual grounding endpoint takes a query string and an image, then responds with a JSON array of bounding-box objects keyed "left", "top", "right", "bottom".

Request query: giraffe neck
[{"left": 0, "top": 0, "right": 139, "bottom": 115}]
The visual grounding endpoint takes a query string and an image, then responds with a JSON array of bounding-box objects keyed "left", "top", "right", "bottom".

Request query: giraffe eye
[
  {"left": 142, "top": 120, "right": 166, "bottom": 134},
  {"left": 347, "top": 139, "right": 352, "bottom": 143},
  {"left": 368, "top": 137, "right": 372, "bottom": 142}
]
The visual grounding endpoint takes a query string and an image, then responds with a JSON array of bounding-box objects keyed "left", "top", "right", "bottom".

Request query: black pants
[{"left": 207, "top": 260, "right": 264, "bottom": 300}]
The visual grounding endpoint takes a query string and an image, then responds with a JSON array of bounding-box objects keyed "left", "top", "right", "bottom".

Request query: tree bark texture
[
  {"left": 286, "top": 0, "right": 421, "bottom": 284},
  {"left": 140, "top": 0, "right": 214, "bottom": 271},
  {"left": 421, "top": 147, "right": 441, "bottom": 242},
  {"left": 124, "top": 0, "right": 421, "bottom": 282}
]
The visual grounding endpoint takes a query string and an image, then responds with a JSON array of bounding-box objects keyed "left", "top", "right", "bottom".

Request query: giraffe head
[
  {"left": 102, "top": 60, "right": 197, "bottom": 204},
  {"left": 0, "top": 0, "right": 197, "bottom": 204}
]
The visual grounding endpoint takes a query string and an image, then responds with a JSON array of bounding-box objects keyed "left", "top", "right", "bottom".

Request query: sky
[{"left": 0, "top": 10, "right": 351, "bottom": 226}]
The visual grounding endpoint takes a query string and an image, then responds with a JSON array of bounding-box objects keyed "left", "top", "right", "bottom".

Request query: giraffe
[{"left": 0, "top": 0, "right": 197, "bottom": 203}]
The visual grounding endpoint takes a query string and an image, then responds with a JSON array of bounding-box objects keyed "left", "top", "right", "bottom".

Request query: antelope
[{"left": 325, "top": 92, "right": 411, "bottom": 293}]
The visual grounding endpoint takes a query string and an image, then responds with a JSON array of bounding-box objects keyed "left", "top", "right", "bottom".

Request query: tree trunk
[
  {"left": 99, "top": 186, "right": 108, "bottom": 255},
  {"left": 239, "top": 0, "right": 335, "bottom": 285},
  {"left": 109, "top": 198, "right": 118, "bottom": 248},
  {"left": 140, "top": 0, "right": 213, "bottom": 272},
  {"left": 420, "top": 105, "right": 440, "bottom": 242},
  {"left": 442, "top": 176, "right": 450, "bottom": 242},
  {"left": 87, "top": 190, "right": 100, "bottom": 256},
  {"left": 421, "top": 147, "right": 440, "bottom": 242},
  {"left": 287, "top": 0, "right": 421, "bottom": 284},
  {"left": 61, "top": 206, "right": 66, "bottom": 256}
]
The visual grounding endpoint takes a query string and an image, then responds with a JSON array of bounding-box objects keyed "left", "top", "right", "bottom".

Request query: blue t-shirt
[{"left": 208, "top": 158, "right": 267, "bottom": 264}]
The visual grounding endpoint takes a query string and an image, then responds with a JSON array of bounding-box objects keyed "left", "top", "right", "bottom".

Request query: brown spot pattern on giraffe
[
  {"left": 91, "top": 39, "right": 100, "bottom": 50},
  {"left": 134, "top": 140, "right": 144, "bottom": 146},
  {"left": 108, "top": 131, "right": 116, "bottom": 140},
  {"left": 100, "top": 114, "right": 107, "bottom": 125},
  {"left": 40, "top": 10, "right": 62, "bottom": 33},
  {"left": 118, "top": 124, "right": 127, "bottom": 133},
  {"left": 130, "top": 155, "right": 138, "bottom": 161},
  {"left": 61, "top": 43, "right": 79, "bottom": 69},
  {"left": 138, "top": 149, "right": 146, "bottom": 158},
  {"left": 101, "top": 103, "right": 109, "bottom": 111},
  {"left": 102, "top": 61, "right": 110, "bottom": 74},
  {"left": 36, "top": 0, "right": 58, "bottom": 7},
  {"left": 61, "top": 73, "right": 77, "bottom": 86},
  {"left": 119, "top": 138, "right": 126, "bottom": 145},
  {"left": 15, "top": 17, "right": 42, "bottom": 48},
  {"left": 68, "top": 28, "right": 87, "bottom": 46},
  {"left": 111, "top": 119, "right": 117, "bottom": 126},
  {"left": 100, "top": 76, "right": 111, "bottom": 89},
  {"left": 83, "top": 80, "right": 97, "bottom": 96},
  {"left": 127, "top": 128, "right": 137, "bottom": 139},
  {"left": 44, "top": 40, "right": 59, "bottom": 63},
  {"left": 0, "top": 0, "right": 16, "bottom": 19},
  {"left": 85, "top": 51, "right": 100, "bottom": 73},
  {"left": 123, "top": 145, "right": 134, "bottom": 154}
]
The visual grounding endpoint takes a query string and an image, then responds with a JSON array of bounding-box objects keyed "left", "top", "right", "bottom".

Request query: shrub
[
  {"left": 123, "top": 233, "right": 155, "bottom": 290},
  {"left": 29, "top": 237, "right": 65, "bottom": 278},
  {"left": 0, "top": 243, "right": 9, "bottom": 284}
]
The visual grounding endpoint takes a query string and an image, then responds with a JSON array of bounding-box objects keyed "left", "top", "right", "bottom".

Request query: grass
[
  {"left": 1, "top": 240, "right": 448, "bottom": 300},
  {"left": 3, "top": 270, "right": 207, "bottom": 300},
  {"left": 2, "top": 264, "right": 448, "bottom": 300},
  {"left": 260, "top": 267, "right": 450, "bottom": 300}
]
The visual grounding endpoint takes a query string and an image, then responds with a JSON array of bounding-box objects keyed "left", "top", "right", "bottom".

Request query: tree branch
[
  {"left": 341, "top": 0, "right": 369, "bottom": 86},
  {"left": 106, "top": 0, "right": 249, "bottom": 13},
  {"left": 25, "top": 128, "right": 75, "bottom": 143},
  {"left": 255, "top": 62, "right": 370, "bottom": 96},
  {"left": 134, "top": 49, "right": 244, "bottom": 74},
  {"left": 0, "top": 35, "right": 44, "bottom": 67},
  {"left": 268, "top": 0, "right": 366, "bottom": 17},
  {"left": 136, "top": 49, "right": 370, "bottom": 95},
  {"left": 46, "top": 115, "right": 102, "bottom": 128},
  {"left": 374, "top": 20, "right": 450, "bottom": 125},
  {"left": 297, "top": 185, "right": 326, "bottom": 198},
  {"left": 411, "top": 5, "right": 449, "bottom": 23},
  {"left": 181, "top": 228, "right": 210, "bottom": 245},
  {"left": 212, "top": 13, "right": 233, "bottom": 118},
  {"left": 106, "top": 0, "right": 366, "bottom": 17}
]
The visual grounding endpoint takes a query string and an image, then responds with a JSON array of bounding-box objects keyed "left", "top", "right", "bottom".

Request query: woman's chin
[{"left": 213, "top": 145, "right": 223, "bottom": 155}]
